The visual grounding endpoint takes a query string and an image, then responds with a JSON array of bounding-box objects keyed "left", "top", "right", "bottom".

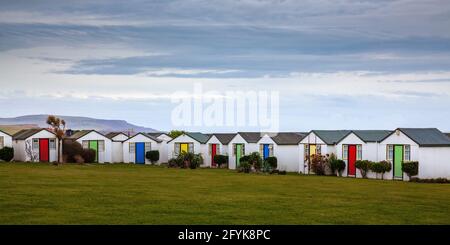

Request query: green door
[
  {"left": 89, "top": 141, "right": 98, "bottom": 163},
  {"left": 394, "top": 145, "right": 403, "bottom": 178},
  {"left": 236, "top": 144, "right": 242, "bottom": 168}
]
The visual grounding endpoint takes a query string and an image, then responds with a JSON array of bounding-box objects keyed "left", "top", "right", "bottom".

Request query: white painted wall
[
  {"left": 276, "top": 145, "right": 301, "bottom": 172},
  {"left": 13, "top": 130, "right": 59, "bottom": 162},
  {"left": 75, "top": 131, "right": 112, "bottom": 163},
  {"left": 156, "top": 134, "right": 172, "bottom": 163},
  {"left": 418, "top": 147, "right": 450, "bottom": 179},
  {"left": 111, "top": 134, "right": 129, "bottom": 142},
  {"left": 122, "top": 134, "right": 158, "bottom": 164},
  {"left": 111, "top": 141, "right": 123, "bottom": 163},
  {"left": 0, "top": 131, "right": 12, "bottom": 149}
]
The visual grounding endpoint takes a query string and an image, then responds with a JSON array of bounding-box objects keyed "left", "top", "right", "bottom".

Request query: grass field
[{"left": 0, "top": 163, "right": 449, "bottom": 224}]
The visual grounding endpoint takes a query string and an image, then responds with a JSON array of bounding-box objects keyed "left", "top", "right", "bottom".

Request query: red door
[
  {"left": 39, "top": 139, "right": 49, "bottom": 162},
  {"left": 211, "top": 144, "right": 217, "bottom": 167},
  {"left": 348, "top": 145, "right": 356, "bottom": 176}
]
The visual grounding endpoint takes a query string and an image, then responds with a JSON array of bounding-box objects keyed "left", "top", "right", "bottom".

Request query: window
[
  {"left": 188, "top": 143, "right": 194, "bottom": 153},
  {"left": 98, "top": 140, "right": 105, "bottom": 152},
  {"left": 387, "top": 145, "right": 394, "bottom": 161},
  {"left": 82, "top": 140, "right": 89, "bottom": 149},
  {"left": 49, "top": 139, "right": 56, "bottom": 149},
  {"left": 174, "top": 143, "right": 180, "bottom": 155},
  {"left": 304, "top": 144, "right": 309, "bottom": 158},
  {"left": 269, "top": 144, "right": 274, "bottom": 157},
  {"left": 32, "top": 139, "right": 39, "bottom": 150},
  {"left": 404, "top": 145, "right": 411, "bottom": 161},
  {"left": 316, "top": 144, "right": 321, "bottom": 155},
  {"left": 129, "top": 142, "right": 135, "bottom": 153},
  {"left": 342, "top": 145, "right": 348, "bottom": 160},
  {"left": 145, "top": 142, "right": 151, "bottom": 152},
  {"left": 0, "top": 136, "right": 4, "bottom": 148},
  {"left": 357, "top": 145, "right": 362, "bottom": 160}
]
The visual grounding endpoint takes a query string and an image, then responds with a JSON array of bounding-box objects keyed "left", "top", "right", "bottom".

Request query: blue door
[
  {"left": 135, "top": 142, "right": 145, "bottom": 164},
  {"left": 263, "top": 144, "right": 270, "bottom": 159}
]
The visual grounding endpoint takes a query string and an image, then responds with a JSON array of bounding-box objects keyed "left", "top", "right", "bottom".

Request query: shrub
[
  {"left": 310, "top": 154, "right": 329, "bottom": 175},
  {"left": 248, "top": 152, "right": 263, "bottom": 171},
  {"left": 62, "top": 140, "right": 84, "bottom": 163},
  {"left": 355, "top": 160, "right": 372, "bottom": 178},
  {"left": 402, "top": 161, "right": 419, "bottom": 179},
  {"left": 0, "top": 147, "right": 14, "bottom": 162},
  {"left": 213, "top": 154, "right": 228, "bottom": 168},
  {"left": 146, "top": 150, "right": 160, "bottom": 164},
  {"left": 82, "top": 149, "right": 96, "bottom": 163},
  {"left": 168, "top": 158, "right": 180, "bottom": 168},
  {"left": 190, "top": 154, "right": 203, "bottom": 169},
  {"left": 239, "top": 155, "right": 250, "bottom": 163},
  {"left": 264, "top": 156, "right": 278, "bottom": 172},
  {"left": 370, "top": 160, "right": 391, "bottom": 179},
  {"left": 328, "top": 154, "right": 345, "bottom": 176},
  {"left": 278, "top": 170, "right": 287, "bottom": 175},
  {"left": 238, "top": 161, "right": 252, "bottom": 173},
  {"left": 410, "top": 177, "right": 449, "bottom": 183}
]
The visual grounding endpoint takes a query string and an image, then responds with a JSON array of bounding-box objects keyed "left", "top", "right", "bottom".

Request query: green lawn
[{"left": 0, "top": 163, "right": 449, "bottom": 224}]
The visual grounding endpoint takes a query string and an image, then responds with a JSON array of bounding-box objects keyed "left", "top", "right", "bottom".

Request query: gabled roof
[
  {"left": 125, "top": 132, "right": 162, "bottom": 143},
  {"left": 352, "top": 130, "right": 392, "bottom": 142},
  {"left": 12, "top": 128, "right": 56, "bottom": 140},
  {"left": 67, "top": 130, "right": 108, "bottom": 140},
  {"left": 185, "top": 132, "right": 211, "bottom": 144},
  {"left": 238, "top": 132, "right": 263, "bottom": 143},
  {"left": 147, "top": 132, "right": 171, "bottom": 139},
  {"left": 270, "top": 132, "right": 307, "bottom": 145},
  {"left": 0, "top": 129, "right": 12, "bottom": 137},
  {"left": 209, "top": 133, "right": 236, "bottom": 145},
  {"left": 382, "top": 128, "right": 450, "bottom": 147},
  {"left": 105, "top": 132, "right": 127, "bottom": 139},
  {"left": 311, "top": 130, "right": 351, "bottom": 145}
]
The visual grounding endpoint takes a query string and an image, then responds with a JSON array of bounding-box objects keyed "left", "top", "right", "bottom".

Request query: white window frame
[
  {"left": 49, "top": 139, "right": 56, "bottom": 149},
  {"left": 342, "top": 145, "right": 348, "bottom": 160},
  {"left": 129, "top": 142, "right": 135, "bottom": 153},
  {"left": 404, "top": 145, "right": 411, "bottom": 161}
]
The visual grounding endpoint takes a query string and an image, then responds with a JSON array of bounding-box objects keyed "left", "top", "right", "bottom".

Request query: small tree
[
  {"left": 355, "top": 160, "right": 372, "bottom": 178},
  {"left": 238, "top": 161, "right": 252, "bottom": 173},
  {"left": 402, "top": 161, "right": 419, "bottom": 179},
  {"left": 168, "top": 130, "right": 185, "bottom": 139},
  {"left": 328, "top": 154, "right": 345, "bottom": 176},
  {"left": 310, "top": 154, "right": 329, "bottom": 175},
  {"left": 213, "top": 154, "right": 228, "bottom": 168},
  {"left": 263, "top": 156, "right": 278, "bottom": 172},
  {"left": 190, "top": 153, "right": 203, "bottom": 169},
  {"left": 371, "top": 160, "right": 392, "bottom": 180},
  {"left": 248, "top": 152, "right": 263, "bottom": 171},
  {"left": 25, "top": 139, "right": 38, "bottom": 162},
  {"left": 0, "top": 147, "right": 14, "bottom": 162},
  {"left": 46, "top": 115, "right": 66, "bottom": 164},
  {"left": 146, "top": 150, "right": 160, "bottom": 164},
  {"left": 82, "top": 149, "right": 96, "bottom": 163}
]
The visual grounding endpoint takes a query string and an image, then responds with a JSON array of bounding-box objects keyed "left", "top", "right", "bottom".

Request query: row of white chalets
[
  {"left": 2, "top": 128, "right": 450, "bottom": 180},
  {"left": 1, "top": 129, "right": 173, "bottom": 164},
  {"left": 167, "top": 129, "right": 450, "bottom": 180}
]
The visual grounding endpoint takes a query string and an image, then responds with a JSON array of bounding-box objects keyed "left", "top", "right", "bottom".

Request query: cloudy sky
[{"left": 1, "top": 0, "right": 450, "bottom": 132}]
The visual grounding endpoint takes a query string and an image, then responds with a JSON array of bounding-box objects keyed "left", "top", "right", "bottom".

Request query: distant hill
[{"left": 0, "top": 115, "right": 157, "bottom": 133}]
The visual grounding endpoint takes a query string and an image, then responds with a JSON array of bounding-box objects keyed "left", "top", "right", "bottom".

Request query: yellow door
[
  {"left": 180, "top": 143, "right": 189, "bottom": 153},
  {"left": 309, "top": 144, "right": 316, "bottom": 156}
]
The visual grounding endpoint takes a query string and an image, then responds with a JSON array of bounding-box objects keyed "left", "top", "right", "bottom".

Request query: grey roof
[
  {"left": 210, "top": 133, "right": 237, "bottom": 145},
  {"left": 0, "top": 129, "right": 12, "bottom": 137},
  {"left": 386, "top": 128, "right": 450, "bottom": 147},
  {"left": 105, "top": 132, "right": 127, "bottom": 139},
  {"left": 271, "top": 132, "right": 307, "bottom": 145},
  {"left": 238, "top": 132, "right": 263, "bottom": 143},
  {"left": 67, "top": 130, "right": 107, "bottom": 140},
  {"left": 147, "top": 132, "right": 171, "bottom": 139},
  {"left": 352, "top": 130, "right": 393, "bottom": 142},
  {"left": 12, "top": 128, "right": 55, "bottom": 140},
  {"left": 185, "top": 132, "right": 211, "bottom": 144},
  {"left": 312, "top": 130, "right": 351, "bottom": 145},
  {"left": 126, "top": 133, "right": 162, "bottom": 143}
]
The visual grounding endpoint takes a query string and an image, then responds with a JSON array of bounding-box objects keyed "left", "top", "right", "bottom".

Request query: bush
[
  {"left": 278, "top": 170, "right": 287, "bottom": 175},
  {"left": 239, "top": 155, "right": 250, "bottom": 163},
  {"left": 370, "top": 160, "right": 391, "bottom": 179},
  {"left": 328, "top": 154, "right": 345, "bottom": 176},
  {"left": 410, "top": 177, "right": 449, "bottom": 183},
  {"left": 213, "top": 154, "right": 228, "bottom": 168},
  {"left": 310, "top": 154, "right": 329, "bottom": 175},
  {"left": 168, "top": 158, "right": 180, "bottom": 168},
  {"left": 264, "top": 156, "right": 278, "bottom": 172},
  {"left": 146, "top": 150, "right": 160, "bottom": 164},
  {"left": 355, "top": 160, "right": 372, "bottom": 178},
  {"left": 190, "top": 154, "right": 203, "bottom": 169},
  {"left": 0, "top": 146, "right": 14, "bottom": 162},
  {"left": 238, "top": 161, "right": 252, "bottom": 173},
  {"left": 172, "top": 152, "right": 203, "bottom": 169},
  {"left": 248, "top": 152, "right": 263, "bottom": 171},
  {"left": 63, "top": 140, "right": 84, "bottom": 163},
  {"left": 402, "top": 161, "right": 419, "bottom": 178},
  {"left": 82, "top": 149, "right": 96, "bottom": 163}
]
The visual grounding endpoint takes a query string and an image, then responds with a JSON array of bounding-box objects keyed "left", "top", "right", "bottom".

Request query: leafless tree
[
  {"left": 46, "top": 115, "right": 66, "bottom": 164},
  {"left": 25, "top": 139, "right": 38, "bottom": 162}
]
